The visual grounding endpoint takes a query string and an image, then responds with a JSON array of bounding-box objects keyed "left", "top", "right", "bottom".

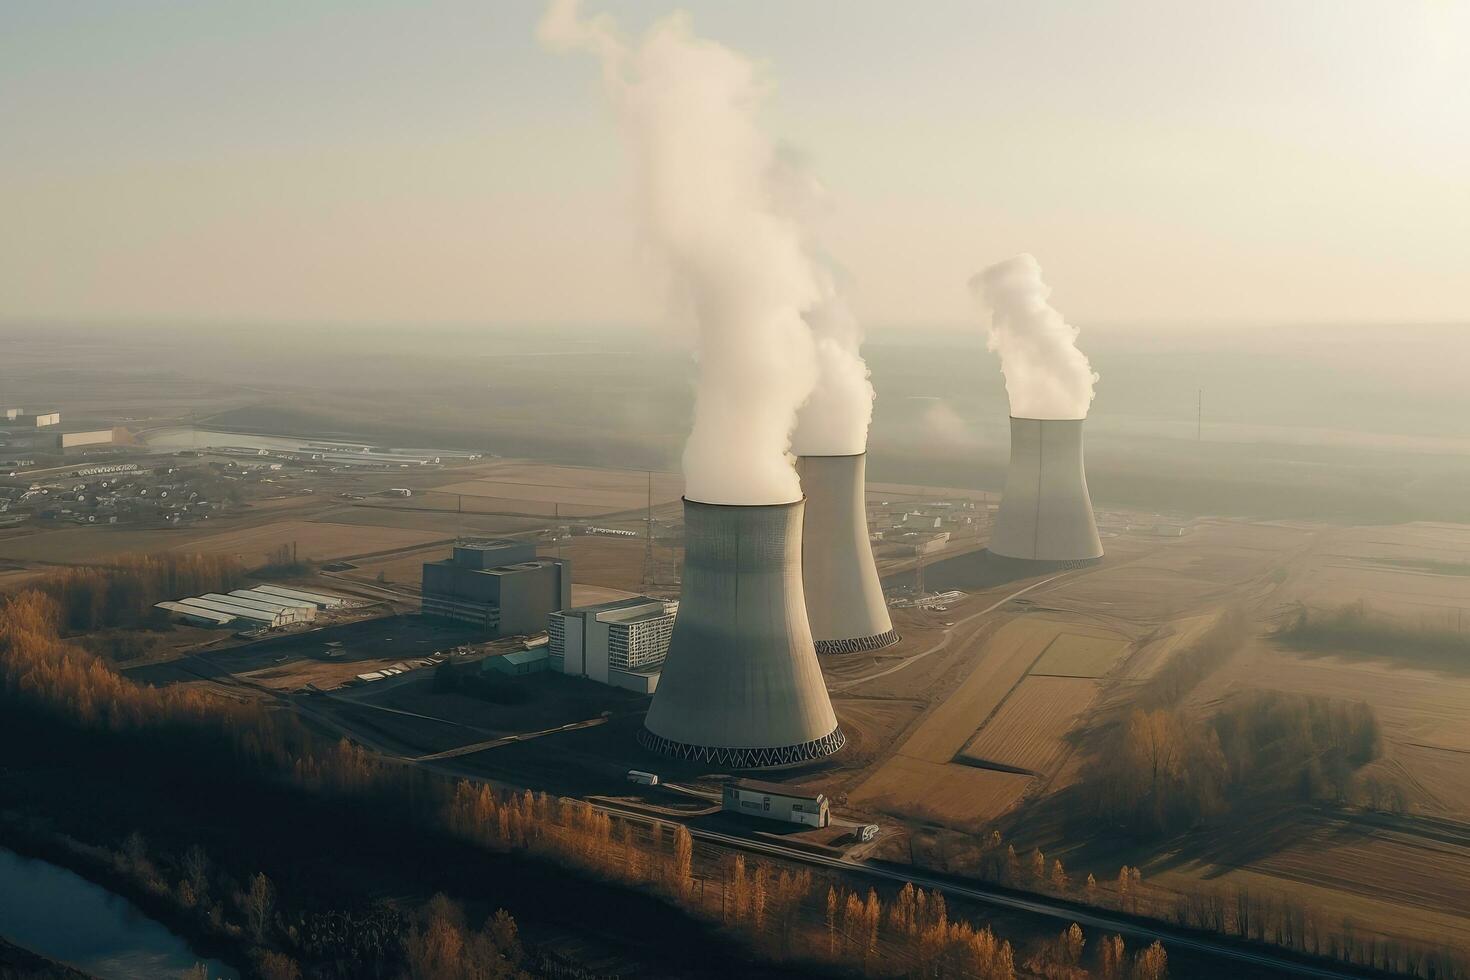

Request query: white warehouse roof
[
  {"left": 178, "top": 596, "right": 279, "bottom": 625},
  {"left": 252, "top": 584, "right": 350, "bottom": 608},
  {"left": 231, "top": 588, "right": 315, "bottom": 610},
  {"left": 154, "top": 601, "right": 234, "bottom": 626}
]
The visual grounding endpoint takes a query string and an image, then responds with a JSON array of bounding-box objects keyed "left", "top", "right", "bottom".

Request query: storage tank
[
  {"left": 988, "top": 417, "right": 1103, "bottom": 565},
  {"left": 796, "top": 453, "right": 897, "bottom": 654},
  {"left": 640, "top": 498, "right": 845, "bottom": 768}
]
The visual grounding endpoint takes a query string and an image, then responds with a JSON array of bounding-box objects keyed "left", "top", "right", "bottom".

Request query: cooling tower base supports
[
  {"left": 813, "top": 628, "right": 900, "bottom": 656},
  {"left": 638, "top": 727, "right": 846, "bottom": 770}
]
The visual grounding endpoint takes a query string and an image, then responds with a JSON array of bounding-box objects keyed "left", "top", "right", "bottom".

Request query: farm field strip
[
  {"left": 849, "top": 754, "right": 1033, "bottom": 823},
  {"left": 168, "top": 520, "right": 447, "bottom": 561},
  {"left": 1029, "top": 630, "right": 1130, "bottom": 678},
  {"left": 959, "top": 676, "right": 1100, "bottom": 773},
  {"left": 848, "top": 616, "right": 1076, "bottom": 824},
  {"left": 431, "top": 480, "right": 658, "bottom": 508},
  {"left": 895, "top": 617, "right": 1061, "bottom": 764}
]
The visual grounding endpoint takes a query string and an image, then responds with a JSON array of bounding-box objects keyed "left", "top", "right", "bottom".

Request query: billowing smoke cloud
[
  {"left": 540, "top": 1, "right": 822, "bottom": 505},
  {"left": 791, "top": 263, "right": 874, "bottom": 456},
  {"left": 970, "top": 254, "right": 1098, "bottom": 420},
  {"left": 772, "top": 151, "right": 875, "bottom": 458}
]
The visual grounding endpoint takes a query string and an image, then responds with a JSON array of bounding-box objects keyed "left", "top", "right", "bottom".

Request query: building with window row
[{"left": 548, "top": 595, "right": 677, "bottom": 694}]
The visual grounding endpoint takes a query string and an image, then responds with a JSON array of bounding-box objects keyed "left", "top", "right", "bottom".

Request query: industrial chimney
[
  {"left": 988, "top": 417, "right": 1103, "bottom": 566},
  {"left": 640, "top": 498, "right": 845, "bottom": 768},
  {"left": 796, "top": 454, "right": 897, "bottom": 654}
]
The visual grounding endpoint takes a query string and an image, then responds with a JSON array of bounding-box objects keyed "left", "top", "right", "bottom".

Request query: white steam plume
[
  {"left": 790, "top": 261, "right": 874, "bottom": 457},
  {"left": 970, "top": 254, "right": 1098, "bottom": 420},
  {"left": 540, "top": 0, "right": 821, "bottom": 505},
  {"left": 772, "top": 150, "right": 874, "bottom": 458}
]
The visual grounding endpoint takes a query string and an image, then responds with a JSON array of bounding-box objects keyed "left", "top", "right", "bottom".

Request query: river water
[{"left": 0, "top": 848, "right": 239, "bottom": 980}]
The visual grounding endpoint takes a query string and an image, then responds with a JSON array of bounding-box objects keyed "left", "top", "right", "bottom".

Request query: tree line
[
  {"left": 1276, "top": 600, "right": 1470, "bottom": 672},
  {"left": 33, "top": 552, "right": 244, "bottom": 632}
]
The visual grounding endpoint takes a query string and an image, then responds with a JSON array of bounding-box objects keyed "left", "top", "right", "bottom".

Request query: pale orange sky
[{"left": 1, "top": 1, "right": 1466, "bottom": 328}]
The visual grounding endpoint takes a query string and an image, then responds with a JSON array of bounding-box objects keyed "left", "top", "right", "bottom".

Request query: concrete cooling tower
[
  {"left": 796, "top": 454, "right": 898, "bottom": 654},
  {"left": 988, "top": 417, "right": 1103, "bottom": 566},
  {"left": 640, "top": 498, "right": 845, "bottom": 768}
]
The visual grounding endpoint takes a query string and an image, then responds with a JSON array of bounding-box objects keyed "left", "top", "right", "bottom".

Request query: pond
[{"left": 0, "top": 848, "right": 239, "bottom": 980}]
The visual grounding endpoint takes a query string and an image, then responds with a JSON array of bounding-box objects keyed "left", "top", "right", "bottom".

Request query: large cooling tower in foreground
[
  {"left": 797, "top": 453, "right": 898, "bottom": 654},
  {"left": 640, "top": 498, "right": 845, "bottom": 768},
  {"left": 989, "top": 417, "right": 1103, "bottom": 565}
]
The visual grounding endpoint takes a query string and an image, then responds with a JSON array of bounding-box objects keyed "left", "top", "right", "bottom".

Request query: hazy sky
[{"left": 2, "top": 1, "right": 1466, "bottom": 328}]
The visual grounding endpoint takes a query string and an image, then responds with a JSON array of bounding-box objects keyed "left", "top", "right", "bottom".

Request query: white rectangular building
[
  {"left": 548, "top": 596, "right": 677, "bottom": 694},
  {"left": 721, "top": 780, "right": 830, "bottom": 828}
]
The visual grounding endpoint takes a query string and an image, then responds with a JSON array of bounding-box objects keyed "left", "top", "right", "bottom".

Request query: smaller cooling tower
[
  {"left": 640, "top": 498, "right": 845, "bottom": 769},
  {"left": 797, "top": 453, "right": 898, "bottom": 654},
  {"left": 989, "top": 417, "right": 1103, "bottom": 565}
]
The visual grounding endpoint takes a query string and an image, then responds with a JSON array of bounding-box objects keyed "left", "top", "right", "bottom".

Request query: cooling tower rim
[
  {"left": 1009, "top": 415, "right": 1088, "bottom": 423},
  {"left": 682, "top": 495, "right": 804, "bottom": 510},
  {"left": 794, "top": 451, "right": 867, "bottom": 459}
]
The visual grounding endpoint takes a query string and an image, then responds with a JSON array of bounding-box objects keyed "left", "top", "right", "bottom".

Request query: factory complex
[{"left": 399, "top": 411, "right": 1105, "bottom": 773}]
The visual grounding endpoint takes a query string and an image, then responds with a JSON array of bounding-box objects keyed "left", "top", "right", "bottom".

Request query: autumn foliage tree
[{"left": 36, "top": 552, "right": 244, "bottom": 631}]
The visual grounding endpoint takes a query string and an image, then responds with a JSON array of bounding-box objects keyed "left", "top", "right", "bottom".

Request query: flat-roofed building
[
  {"left": 548, "top": 595, "right": 676, "bottom": 694},
  {"left": 484, "top": 647, "right": 550, "bottom": 676},
  {"left": 422, "top": 539, "right": 570, "bottom": 637}
]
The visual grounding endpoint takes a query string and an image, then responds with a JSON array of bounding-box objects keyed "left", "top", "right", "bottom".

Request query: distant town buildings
[{"left": 0, "top": 408, "right": 123, "bottom": 454}]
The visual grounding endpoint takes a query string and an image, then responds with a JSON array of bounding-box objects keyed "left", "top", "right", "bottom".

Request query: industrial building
[
  {"left": 988, "top": 417, "right": 1103, "bottom": 566},
  {"left": 251, "top": 584, "right": 351, "bottom": 609},
  {"left": 640, "top": 499, "right": 845, "bottom": 769},
  {"left": 154, "top": 584, "right": 345, "bottom": 629},
  {"left": 229, "top": 589, "right": 315, "bottom": 612},
  {"left": 721, "top": 779, "right": 830, "bottom": 828},
  {"left": 153, "top": 601, "right": 235, "bottom": 628},
  {"left": 174, "top": 596, "right": 290, "bottom": 628},
  {"left": 2, "top": 409, "right": 60, "bottom": 427},
  {"left": 484, "top": 647, "right": 551, "bottom": 676},
  {"left": 796, "top": 453, "right": 898, "bottom": 654},
  {"left": 421, "top": 539, "right": 570, "bottom": 637},
  {"left": 548, "top": 595, "right": 677, "bottom": 694},
  {"left": 205, "top": 591, "right": 316, "bottom": 623}
]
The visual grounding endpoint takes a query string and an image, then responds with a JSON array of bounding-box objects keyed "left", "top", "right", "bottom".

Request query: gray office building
[{"left": 421, "top": 539, "right": 571, "bottom": 637}]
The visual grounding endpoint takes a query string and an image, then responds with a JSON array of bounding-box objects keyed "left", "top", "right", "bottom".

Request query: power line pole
[
  {"left": 640, "top": 470, "right": 656, "bottom": 591},
  {"left": 1197, "top": 389, "right": 1203, "bottom": 442}
]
